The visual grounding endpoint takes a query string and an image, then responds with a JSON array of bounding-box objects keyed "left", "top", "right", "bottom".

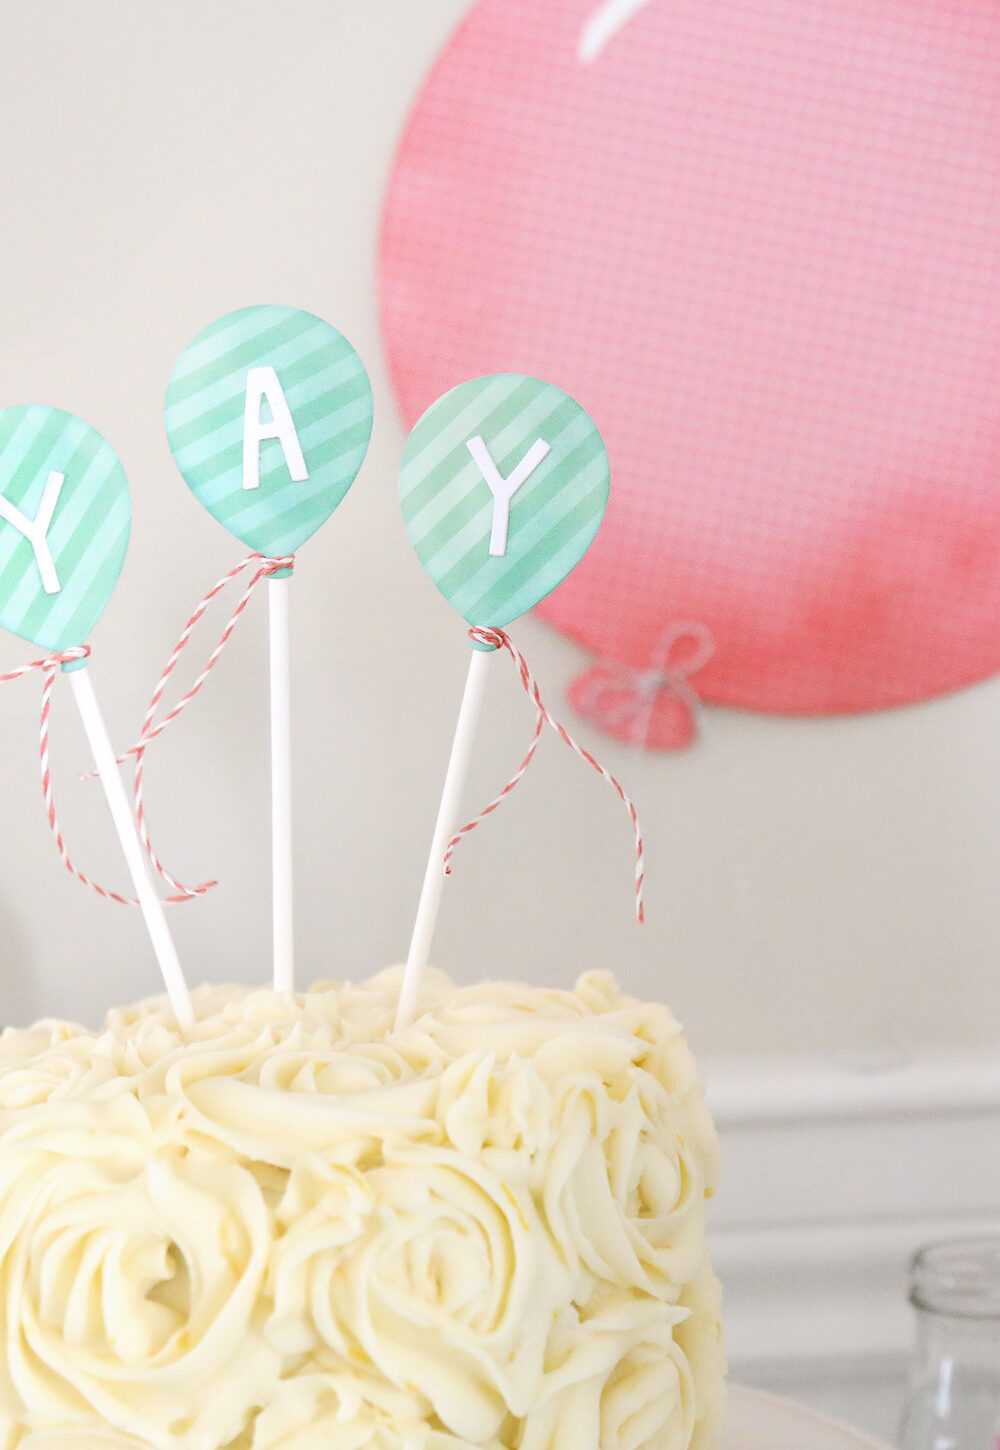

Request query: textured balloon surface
[
  {"left": 0, "top": 406, "right": 130, "bottom": 652},
  {"left": 381, "top": 0, "right": 1000, "bottom": 719},
  {"left": 165, "top": 305, "right": 372, "bottom": 556},
  {"left": 400, "top": 374, "right": 609, "bottom": 627}
]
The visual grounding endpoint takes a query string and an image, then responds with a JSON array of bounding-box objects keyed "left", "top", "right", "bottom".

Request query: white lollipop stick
[
  {"left": 67, "top": 663, "right": 193, "bottom": 1024},
  {"left": 395, "top": 647, "right": 492, "bottom": 1030},
  {"left": 268, "top": 573, "right": 294, "bottom": 992}
]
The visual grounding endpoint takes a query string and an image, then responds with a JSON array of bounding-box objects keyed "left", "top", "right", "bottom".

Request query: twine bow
[
  {"left": 0, "top": 645, "right": 144, "bottom": 903},
  {"left": 445, "top": 626, "right": 646, "bottom": 923},
  {"left": 90, "top": 551, "right": 295, "bottom": 900},
  {"left": 570, "top": 621, "right": 715, "bottom": 750}
]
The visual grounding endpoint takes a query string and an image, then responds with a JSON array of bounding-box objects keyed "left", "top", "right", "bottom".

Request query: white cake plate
[{"left": 725, "top": 1384, "right": 895, "bottom": 1450}]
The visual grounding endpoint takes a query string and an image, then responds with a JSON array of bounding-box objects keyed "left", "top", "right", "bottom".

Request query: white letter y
[
  {"left": 0, "top": 469, "right": 65, "bottom": 594},
  {"left": 466, "top": 435, "right": 551, "bottom": 557}
]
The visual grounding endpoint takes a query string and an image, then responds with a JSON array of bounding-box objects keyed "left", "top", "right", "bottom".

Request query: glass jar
[{"left": 899, "top": 1236, "right": 1000, "bottom": 1450}]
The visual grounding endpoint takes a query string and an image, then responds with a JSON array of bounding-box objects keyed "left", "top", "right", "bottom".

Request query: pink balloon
[{"left": 381, "top": 0, "right": 1000, "bottom": 738}]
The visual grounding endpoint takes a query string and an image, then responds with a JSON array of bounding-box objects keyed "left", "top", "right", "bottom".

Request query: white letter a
[
  {"left": 243, "top": 366, "right": 309, "bottom": 491},
  {"left": 0, "top": 469, "right": 65, "bottom": 594}
]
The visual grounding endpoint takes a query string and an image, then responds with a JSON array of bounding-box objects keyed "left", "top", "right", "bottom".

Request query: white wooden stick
[
  {"left": 395, "top": 647, "right": 492, "bottom": 1030},
  {"left": 269, "top": 574, "right": 294, "bottom": 992},
  {"left": 67, "top": 664, "right": 193, "bottom": 1024}
]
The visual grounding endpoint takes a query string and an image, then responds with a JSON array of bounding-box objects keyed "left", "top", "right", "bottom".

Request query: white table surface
[{"left": 726, "top": 1385, "right": 895, "bottom": 1450}]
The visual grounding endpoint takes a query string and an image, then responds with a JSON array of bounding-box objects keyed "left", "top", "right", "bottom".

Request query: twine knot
[
  {"left": 468, "top": 625, "right": 506, "bottom": 652},
  {"left": 0, "top": 644, "right": 90, "bottom": 684},
  {"left": 260, "top": 555, "right": 295, "bottom": 577},
  {"left": 51, "top": 645, "right": 92, "bottom": 671}
]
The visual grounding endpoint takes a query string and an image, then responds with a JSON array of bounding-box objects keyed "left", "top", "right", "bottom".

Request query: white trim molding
[
  {"left": 707, "top": 1053, "right": 1000, "bottom": 1127},
  {"left": 702, "top": 1053, "right": 1000, "bottom": 1431}
]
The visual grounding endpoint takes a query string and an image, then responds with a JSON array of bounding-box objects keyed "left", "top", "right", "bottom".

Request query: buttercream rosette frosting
[{"left": 0, "top": 969, "right": 723, "bottom": 1450}]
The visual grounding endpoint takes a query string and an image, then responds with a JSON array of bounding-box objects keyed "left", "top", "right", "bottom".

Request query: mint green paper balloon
[
  {"left": 400, "top": 374, "right": 610, "bottom": 628},
  {"left": 165, "top": 305, "right": 373, "bottom": 556},
  {"left": 0, "top": 406, "right": 130, "bottom": 653}
]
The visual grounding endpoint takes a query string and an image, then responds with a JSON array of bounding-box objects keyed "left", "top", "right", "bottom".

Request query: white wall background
[
  {"left": 1, "top": 0, "right": 999, "bottom": 1063},
  {"left": 1, "top": 4, "right": 999, "bottom": 1439}
]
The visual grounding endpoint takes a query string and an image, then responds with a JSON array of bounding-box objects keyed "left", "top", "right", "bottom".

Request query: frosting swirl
[{"left": 0, "top": 969, "right": 722, "bottom": 1449}]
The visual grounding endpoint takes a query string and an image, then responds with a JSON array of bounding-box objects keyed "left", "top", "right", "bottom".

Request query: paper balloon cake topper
[
  {"left": 0, "top": 405, "right": 190, "bottom": 1022},
  {"left": 400, "top": 373, "right": 610, "bottom": 628},
  {"left": 165, "top": 304, "right": 373, "bottom": 556},
  {"left": 143, "top": 305, "right": 375, "bottom": 995},
  {"left": 0, "top": 406, "right": 129, "bottom": 653},
  {"left": 396, "top": 372, "right": 641, "bottom": 1032}
]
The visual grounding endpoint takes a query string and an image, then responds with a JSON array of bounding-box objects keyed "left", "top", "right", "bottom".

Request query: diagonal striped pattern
[
  {"left": 165, "top": 305, "right": 373, "bottom": 555},
  {"left": 0, "top": 407, "right": 130, "bottom": 652},
  {"left": 399, "top": 374, "right": 610, "bottom": 627}
]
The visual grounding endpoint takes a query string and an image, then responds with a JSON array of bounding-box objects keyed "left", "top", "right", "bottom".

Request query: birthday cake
[{"left": 0, "top": 968, "right": 723, "bottom": 1450}]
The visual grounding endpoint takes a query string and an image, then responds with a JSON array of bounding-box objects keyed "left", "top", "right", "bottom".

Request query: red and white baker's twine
[
  {"left": 0, "top": 645, "right": 144, "bottom": 904},
  {"left": 445, "top": 626, "right": 646, "bottom": 923},
  {"left": 87, "top": 551, "right": 294, "bottom": 900}
]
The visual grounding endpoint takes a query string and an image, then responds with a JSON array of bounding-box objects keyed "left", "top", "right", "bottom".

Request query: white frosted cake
[{"left": 0, "top": 969, "right": 723, "bottom": 1450}]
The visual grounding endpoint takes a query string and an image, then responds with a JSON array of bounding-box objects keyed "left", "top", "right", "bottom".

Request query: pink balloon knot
[{"left": 568, "top": 621, "right": 715, "bottom": 751}]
